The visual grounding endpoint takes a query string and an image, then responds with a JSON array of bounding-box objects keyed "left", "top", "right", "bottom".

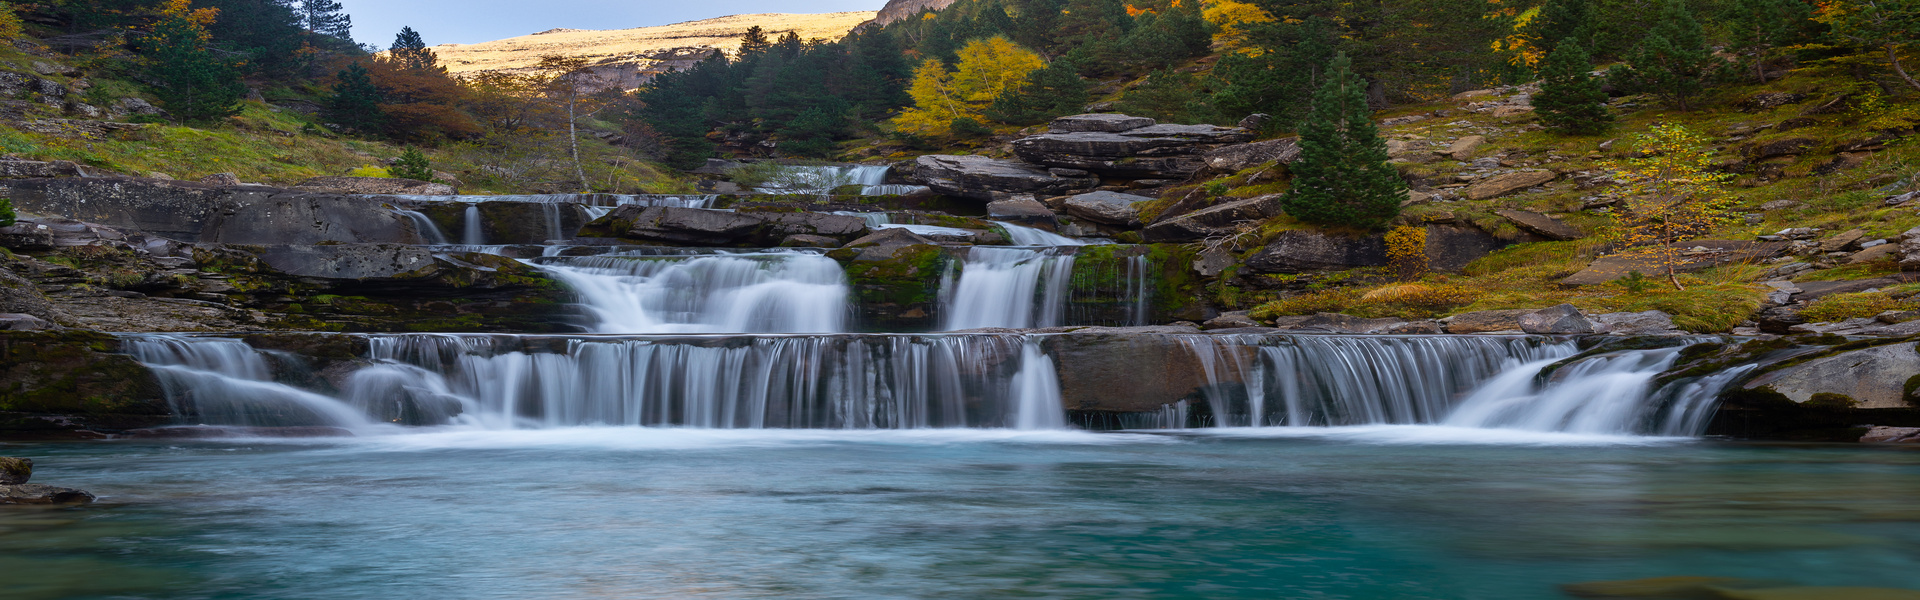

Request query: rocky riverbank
[{"left": 0, "top": 456, "right": 95, "bottom": 505}]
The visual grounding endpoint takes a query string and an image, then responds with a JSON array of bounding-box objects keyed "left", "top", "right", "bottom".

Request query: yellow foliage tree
[
  {"left": 893, "top": 37, "right": 1045, "bottom": 136},
  {"left": 1602, "top": 123, "right": 1739, "bottom": 290},
  {"left": 1384, "top": 225, "right": 1429, "bottom": 281},
  {"left": 0, "top": 3, "right": 23, "bottom": 41},
  {"left": 1203, "top": 0, "right": 1276, "bottom": 54}
]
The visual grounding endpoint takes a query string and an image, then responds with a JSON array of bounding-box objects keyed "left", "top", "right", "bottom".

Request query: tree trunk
[
  {"left": 568, "top": 95, "right": 589, "bottom": 193},
  {"left": 1889, "top": 43, "right": 1920, "bottom": 93}
]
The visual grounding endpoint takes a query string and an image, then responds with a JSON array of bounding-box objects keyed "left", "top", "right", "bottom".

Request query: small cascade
[
  {"left": 1442, "top": 345, "right": 1753, "bottom": 436},
  {"left": 940, "top": 247, "right": 1077, "bottom": 330},
  {"left": 121, "top": 336, "right": 371, "bottom": 429},
  {"left": 1011, "top": 343, "right": 1067, "bottom": 430},
  {"left": 754, "top": 165, "right": 929, "bottom": 196},
  {"left": 394, "top": 209, "right": 450, "bottom": 244},
  {"left": 996, "top": 221, "right": 1086, "bottom": 247},
  {"left": 1174, "top": 335, "right": 1577, "bottom": 427},
  {"left": 542, "top": 204, "right": 565, "bottom": 242},
  {"left": 392, "top": 194, "right": 716, "bottom": 208},
  {"left": 537, "top": 249, "right": 850, "bottom": 334},
  {"left": 462, "top": 204, "right": 486, "bottom": 245}
]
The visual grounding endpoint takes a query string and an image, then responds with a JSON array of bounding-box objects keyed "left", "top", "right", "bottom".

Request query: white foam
[
  {"left": 238, "top": 426, "right": 1179, "bottom": 452},
  {"left": 1169, "top": 424, "right": 1695, "bottom": 446}
]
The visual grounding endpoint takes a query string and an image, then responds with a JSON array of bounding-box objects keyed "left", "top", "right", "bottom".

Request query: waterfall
[
  {"left": 1441, "top": 346, "right": 1755, "bottom": 436},
  {"left": 462, "top": 204, "right": 486, "bottom": 245},
  {"left": 996, "top": 221, "right": 1086, "bottom": 246},
  {"left": 940, "top": 247, "right": 1076, "bottom": 330},
  {"left": 394, "top": 209, "right": 450, "bottom": 244},
  {"left": 121, "top": 336, "right": 371, "bottom": 429},
  {"left": 753, "top": 165, "right": 929, "bottom": 196},
  {"left": 391, "top": 194, "right": 716, "bottom": 208},
  {"left": 537, "top": 250, "right": 850, "bottom": 334},
  {"left": 542, "top": 204, "right": 565, "bottom": 242},
  {"left": 1011, "top": 343, "right": 1066, "bottom": 430}
]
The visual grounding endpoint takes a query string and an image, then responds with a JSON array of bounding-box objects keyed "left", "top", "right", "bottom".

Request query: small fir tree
[
  {"left": 1535, "top": 40, "right": 1614, "bottom": 135},
  {"left": 1524, "top": 0, "right": 1591, "bottom": 55},
  {"left": 299, "top": 0, "right": 350, "bottom": 39},
  {"left": 1722, "top": 0, "right": 1809, "bottom": 82},
  {"left": 1623, "top": 0, "right": 1715, "bottom": 110},
  {"left": 324, "top": 62, "right": 386, "bottom": 135},
  {"left": 985, "top": 58, "right": 1089, "bottom": 126},
  {"left": 137, "top": 0, "right": 246, "bottom": 123},
  {"left": 389, "top": 148, "right": 433, "bottom": 181},
  {"left": 1279, "top": 53, "right": 1406, "bottom": 230},
  {"left": 389, "top": 26, "right": 437, "bottom": 70}
]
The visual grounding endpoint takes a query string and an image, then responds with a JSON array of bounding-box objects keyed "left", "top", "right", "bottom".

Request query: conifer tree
[
  {"left": 985, "top": 58, "right": 1089, "bottom": 126},
  {"left": 1623, "top": 0, "right": 1715, "bottom": 110},
  {"left": 324, "top": 62, "right": 386, "bottom": 134},
  {"left": 737, "top": 26, "right": 773, "bottom": 57},
  {"left": 390, "top": 148, "right": 434, "bottom": 181},
  {"left": 300, "top": 0, "right": 350, "bottom": 39},
  {"left": 390, "top": 26, "right": 437, "bottom": 70},
  {"left": 138, "top": 0, "right": 246, "bottom": 123},
  {"left": 1524, "top": 0, "right": 1590, "bottom": 55},
  {"left": 1814, "top": 0, "right": 1920, "bottom": 92},
  {"left": 1279, "top": 53, "right": 1406, "bottom": 230},
  {"left": 1723, "top": 0, "right": 1808, "bottom": 82},
  {"left": 1535, "top": 40, "right": 1613, "bottom": 135}
]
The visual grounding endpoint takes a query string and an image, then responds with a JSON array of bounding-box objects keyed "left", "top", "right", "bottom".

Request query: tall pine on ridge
[
  {"left": 1535, "top": 40, "right": 1614, "bottom": 135},
  {"left": 300, "top": 0, "right": 350, "bottom": 40},
  {"left": 1280, "top": 53, "right": 1405, "bottom": 230}
]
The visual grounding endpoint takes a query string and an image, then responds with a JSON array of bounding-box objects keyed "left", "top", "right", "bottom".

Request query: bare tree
[{"left": 533, "top": 55, "right": 610, "bottom": 192}]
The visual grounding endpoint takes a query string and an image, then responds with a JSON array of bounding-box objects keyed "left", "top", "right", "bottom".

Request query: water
[
  {"left": 755, "top": 164, "right": 929, "bottom": 196},
  {"left": 121, "top": 336, "right": 373, "bottom": 428},
  {"left": 1443, "top": 346, "right": 1756, "bottom": 436},
  {"left": 5, "top": 433, "right": 1919, "bottom": 600},
  {"left": 393, "top": 194, "right": 717, "bottom": 208},
  {"left": 461, "top": 204, "right": 486, "bottom": 245},
  {"left": 393, "top": 209, "right": 449, "bottom": 244},
  {"left": 940, "top": 247, "right": 1077, "bottom": 330},
  {"left": 536, "top": 250, "right": 850, "bottom": 334},
  {"left": 996, "top": 221, "right": 1086, "bottom": 246}
]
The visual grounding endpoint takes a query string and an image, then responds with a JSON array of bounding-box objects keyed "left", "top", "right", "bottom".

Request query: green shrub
[
  {"left": 390, "top": 148, "right": 435, "bottom": 181},
  {"left": 0, "top": 197, "right": 14, "bottom": 228}
]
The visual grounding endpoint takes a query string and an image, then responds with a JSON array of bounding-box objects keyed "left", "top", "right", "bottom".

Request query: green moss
[{"left": 1805, "top": 392, "right": 1860, "bottom": 410}]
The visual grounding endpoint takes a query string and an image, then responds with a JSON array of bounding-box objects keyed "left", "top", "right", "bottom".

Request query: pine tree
[
  {"left": 1279, "top": 53, "right": 1406, "bottom": 230},
  {"left": 1524, "top": 0, "right": 1590, "bottom": 55},
  {"left": 1535, "top": 40, "right": 1613, "bottom": 135},
  {"left": 137, "top": 0, "right": 246, "bottom": 123},
  {"left": 1623, "top": 0, "right": 1715, "bottom": 110},
  {"left": 985, "top": 58, "right": 1089, "bottom": 126},
  {"left": 324, "top": 62, "right": 386, "bottom": 134},
  {"left": 390, "top": 148, "right": 434, "bottom": 181},
  {"left": 1722, "top": 0, "right": 1807, "bottom": 82},
  {"left": 737, "top": 25, "right": 772, "bottom": 57},
  {"left": 1813, "top": 0, "right": 1919, "bottom": 92},
  {"left": 300, "top": 0, "right": 351, "bottom": 40},
  {"left": 390, "top": 26, "right": 437, "bottom": 70}
]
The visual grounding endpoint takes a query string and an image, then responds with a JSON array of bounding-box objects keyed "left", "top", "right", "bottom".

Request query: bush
[
  {"left": 390, "top": 148, "right": 435, "bottom": 181},
  {"left": 347, "top": 166, "right": 391, "bottom": 178},
  {"left": 1800, "top": 292, "right": 1911, "bottom": 323},
  {"left": 1250, "top": 288, "right": 1361, "bottom": 319},
  {"left": 0, "top": 197, "right": 14, "bottom": 228}
]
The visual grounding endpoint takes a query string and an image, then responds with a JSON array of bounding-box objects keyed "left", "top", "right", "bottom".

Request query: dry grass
[{"left": 430, "top": 13, "right": 876, "bottom": 76}]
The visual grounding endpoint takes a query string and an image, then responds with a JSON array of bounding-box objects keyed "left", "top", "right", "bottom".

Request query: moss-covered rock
[
  {"left": 0, "top": 330, "right": 169, "bottom": 439},
  {"left": 837, "top": 244, "right": 950, "bottom": 331}
]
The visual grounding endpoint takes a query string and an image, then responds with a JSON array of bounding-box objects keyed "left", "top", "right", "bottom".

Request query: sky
[{"left": 335, "top": 0, "right": 886, "bottom": 47}]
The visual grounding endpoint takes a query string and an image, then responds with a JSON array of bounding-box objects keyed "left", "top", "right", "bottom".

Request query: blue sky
[{"left": 336, "top": 0, "right": 885, "bottom": 46}]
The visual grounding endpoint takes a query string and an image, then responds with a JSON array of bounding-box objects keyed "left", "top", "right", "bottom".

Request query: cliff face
[{"left": 867, "top": 0, "right": 960, "bottom": 27}]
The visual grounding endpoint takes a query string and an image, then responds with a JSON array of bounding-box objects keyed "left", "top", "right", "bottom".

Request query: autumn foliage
[
  {"left": 894, "top": 37, "right": 1046, "bottom": 136},
  {"left": 1603, "top": 124, "right": 1739, "bottom": 290}
]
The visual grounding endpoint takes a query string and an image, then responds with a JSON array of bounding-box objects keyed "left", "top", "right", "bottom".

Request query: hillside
[{"left": 429, "top": 12, "right": 878, "bottom": 88}]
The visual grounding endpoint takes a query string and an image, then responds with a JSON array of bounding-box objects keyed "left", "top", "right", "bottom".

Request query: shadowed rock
[
  {"left": 913, "top": 155, "right": 1098, "bottom": 201},
  {"left": 1243, "top": 230, "right": 1388, "bottom": 274},
  {"left": 1497, "top": 209, "right": 1583, "bottom": 241},
  {"left": 1062, "top": 191, "right": 1149, "bottom": 225},
  {"left": 1141, "top": 195, "right": 1282, "bottom": 242}
]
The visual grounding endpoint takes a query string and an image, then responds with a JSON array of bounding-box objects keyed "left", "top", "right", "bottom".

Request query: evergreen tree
[
  {"left": 300, "top": 0, "right": 351, "bottom": 39},
  {"left": 1813, "top": 0, "right": 1918, "bottom": 92},
  {"left": 1524, "top": 0, "right": 1590, "bottom": 55},
  {"left": 324, "top": 62, "right": 386, "bottom": 134},
  {"left": 1723, "top": 0, "right": 1808, "bottom": 82},
  {"left": 985, "top": 58, "right": 1089, "bottom": 125},
  {"left": 390, "top": 148, "right": 434, "bottom": 181},
  {"left": 1535, "top": 40, "right": 1613, "bottom": 135},
  {"left": 1211, "top": 17, "right": 1338, "bottom": 131},
  {"left": 0, "top": 197, "right": 14, "bottom": 228},
  {"left": 1623, "top": 0, "right": 1715, "bottom": 110},
  {"left": 390, "top": 26, "right": 437, "bottom": 70},
  {"left": 737, "top": 26, "right": 772, "bottom": 57},
  {"left": 137, "top": 0, "right": 246, "bottom": 123},
  {"left": 1279, "top": 53, "right": 1406, "bottom": 230}
]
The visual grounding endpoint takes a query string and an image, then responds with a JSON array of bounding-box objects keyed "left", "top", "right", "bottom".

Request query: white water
[
  {"left": 461, "top": 205, "right": 486, "bottom": 245},
  {"left": 995, "top": 221, "right": 1086, "bottom": 246},
  {"left": 538, "top": 250, "right": 849, "bottom": 334},
  {"left": 394, "top": 209, "right": 449, "bottom": 244},
  {"left": 1442, "top": 346, "right": 1753, "bottom": 436},
  {"left": 1011, "top": 343, "right": 1067, "bottom": 430},
  {"left": 122, "top": 336, "right": 374, "bottom": 429},
  {"left": 755, "top": 165, "right": 929, "bottom": 196},
  {"left": 393, "top": 194, "right": 716, "bottom": 208},
  {"left": 940, "top": 247, "right": 1076, "bottom": 330}
]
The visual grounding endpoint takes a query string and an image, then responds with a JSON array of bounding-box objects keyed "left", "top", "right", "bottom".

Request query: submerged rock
[
  {"left": 0, "top": 483, "right": 95, "bottom": 505},
  {"left": 1861, "top": 426, "right": 1920, "bottom": 443},
  {"left": 0, "top": 457, "right": 28, "bottom": 484}
]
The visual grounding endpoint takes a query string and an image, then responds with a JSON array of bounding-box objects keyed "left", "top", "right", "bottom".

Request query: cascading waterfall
[
  {"left": 393, "top": 194, "right": 716, "bottom": 208},
  {"left": 122, "top": 336, "right": 371, "bottom": 429},
  {"left": 1442, "top": 345, "right": 1754, "bottom": 436},
  {"left": 996, "top": 221, "right": 1086, "bottom": 247},
  {"left": 940, "top": 247, "right": 1076, "bottom": 330},
  {"left": 755, "top": 165, "right": 929, "bottom": 196},
  {"left": 536, "top": 249, "right": 850, "bottom": 334},
  {"left": 462, "top": 204, "right": 486, "bottom": 245},
  {"left": 394, "top": 209, "right": 450, "bottom": 244}
]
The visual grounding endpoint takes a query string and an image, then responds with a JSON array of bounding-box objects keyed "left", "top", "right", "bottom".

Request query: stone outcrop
[
  {"left": 913, "top": 155, "right": 1098, "bottom": 201},
  {"left": 0, "top": 483, "right": 95, "bottom": 504},
  {"left": 1447, "top": 135, "right": 1485, "bottom": 160},
  {"left": 1593, "top": 311, "right": 1683, "bottom": 335},
  {"left": 1243, "top": 230, "right": 1388, "bottom": 274},
  {"left": 0, "top": 457, "right": 28, "bottom": 484},
  {"left": 1465, "top": 171, "right": 1557, "bottom": 200},
  {"left": 188, "top": 244, "right": 574, "bottom": 332},
  {"left": 0, "top": 331, "right": 169, "bottom": 438},
  {"left": 1742, "top": 343, "right": 1920, "bottom": 409},
  {"left": 1444, "top": 309, "right": 1536, "bottom": 334},
  {"left": 581, "top": 205, "right": 868, "bottom": 246},
  {"left": 1141, "top": 195, "right": 1283, "bottom": 242},
  {"left": 1496, "top": 210, "right": 1583, "bottom": 241},
  {"left": 1518, "top": 304, "right": 1598, "bottom": 334},
  {"left": 296, "top": 176, "right": 457, "bottom": 196},
  {"left": 1200, "top": 137, "right": 1301, "bottom": 174},
  {"left": 986, "top": 194, "right": 1057, "bottom": 227},
  {"left": 0, "top": 178, "right": 426, "bottom": 245},
  {"left": 1062, "top": 191, "right": 1149, "bottom": 225},
  {"left": 863, "top": 0, "right": 960, "bottom": 27},
  {"left": 1012, "top": 114, "right": 1257, "bottom": 178},
  {"left": 1560, "top": 241, "right": 1787, "bottom": 286}
]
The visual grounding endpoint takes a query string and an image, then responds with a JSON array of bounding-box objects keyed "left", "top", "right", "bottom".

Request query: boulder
[
  {"left": 1424, "top": 224, "right": 1507, "bottom": 272},
  {"left": 986, "top": 194, "right": 1057, "bottom": 227},
  {"left": 1744, "top": 344, "right": 1920, "bottom": 409},
  {"left": 1756, "top": 306, "right": 1806, "bottom": 334},
  {"left": 1793, "top": 278, "right": 1898, "bottom": 303},
  {"left": 1465, "top": 171, "right": 1557, "bottom": 200},
  {"left": 0, "top": 483, "right": 95, "bottom": 504},
  {"left": 1851, "top": 244, "right": 1899, "bottom": 264},
  {"left": 1821, "top": 229, "right": 1867, "bottom": 252},
  {"left": 1444, "top": 309, "right": 1535, "bottom": 334},
  {"left": 1049, "top": 113, "right": 1156, "bottom": 133},
  {"left": 1861, "top": 426, "right": 1920, "bottom": 443},
  {"left": 1200, "top": 137, "right": 1301, "bottom": 173},
  {"left": 1062, "top": 191, "right": 1149, "bottom": 225},
  {"left": 1518, "top": 304, "right": 1598, "bottom": 334},
  {"left": 1012, "top": 122, "right": 1257, "bottom": 178},
  {"left": 0, "top": 457, "right": 27, "bottom": 484},
  {"left": 779, "top": 234, "right": 841, "bottom": 248},
  {"left": 1140, "top": 195, "right": 1282, "bottom": 242},
  {"left": 839, "top": 227, "right": 937, "bottom": 261},
  {"left": 0, "top": 313, "right": 56, "bottom": 331},
  {"left": 1203, "top": 311, "right": 1261, "bottom": 330},
  {"left": 1496, "top": 210, "right": 1583, "bottom": 241},
  {"left": 296, "top": 176, "right": 457, "bottom": 196},
  {"left": 912, "top": 155, "right": 1098, "bottom": 201},
  {"left": 759, "top": 212, "right": 869, "bottom": 238},
  {"left": 1447, "top": 135, "right": 1485, "bottom": 160},
  {"left": 0, "top": 159, "right": 86, "bottom": 179},
  {"left": 1279, "top": 312, "right": 1406, "bottom": 334},
  {"left": 1243, "top": 230, "right": 1388, "bottom": 274},
  {"left": 1042, "top": 329, "right": 1232, "bottom": 413},
  {"left": 1901, "top": 226, "right": 1920, "bottom": 271},
  {"left": 198, "top": 173, "right": 241, "bottom": 186},
  {"left": 1595, "top": 311, "right": 1683, "bottom": 335}
]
